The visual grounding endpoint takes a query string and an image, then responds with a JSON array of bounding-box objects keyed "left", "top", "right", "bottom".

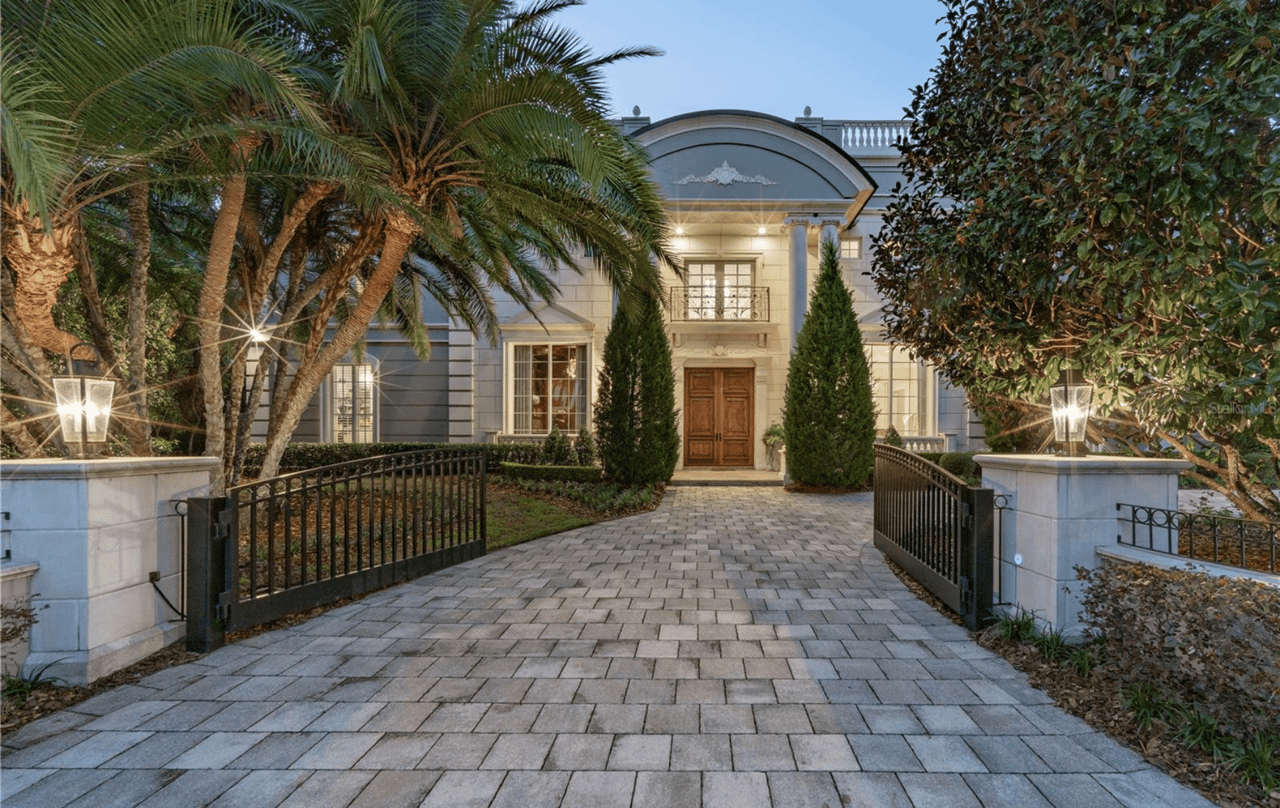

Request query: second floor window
[{"left": 686, "top": 261, "right": 754, "bottom": 320}]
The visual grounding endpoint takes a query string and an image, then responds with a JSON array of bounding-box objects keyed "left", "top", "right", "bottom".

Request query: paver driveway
[{"left": 1, "top": 488, "right": 1214, "bottom": 808}]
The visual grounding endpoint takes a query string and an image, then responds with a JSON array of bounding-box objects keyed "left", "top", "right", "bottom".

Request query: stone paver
[{"left": 0, "top": 488, "right": 1217, "bottom": 807}]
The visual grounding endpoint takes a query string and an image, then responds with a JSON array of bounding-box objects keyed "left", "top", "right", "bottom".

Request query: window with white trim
[
  {"left": 330, "top": 362, "right": 376, "bottom": 443},
  {"left": 686, "top": 261, "right": 755, "bottom": 320},
  {"left": 511, "top": 343, "right": 587, "bottom": 434},
  {"left": 865, "top": 344, "right": 935, "bottom": 436},
  {"left": 840, "top": 238, "right": 861, "bottom": 259}
]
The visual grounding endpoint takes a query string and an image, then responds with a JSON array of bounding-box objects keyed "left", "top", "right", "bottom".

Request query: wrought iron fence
[
  {"left": 1117, "top": 503, "right": 1278, "bottom": 574},
  {"left": 187, "top": 449, "right": 485, "bottom": 650},
  {"left": 665, "top": 286, "right": 770, "bottom": 322},
  {"left": 873, "top": 444, "right": 994, "bottom": 630}
]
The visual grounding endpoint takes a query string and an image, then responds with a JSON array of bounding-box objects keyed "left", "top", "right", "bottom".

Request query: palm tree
[
  {"left": 1, "top": 0, "right": 342, "bottom": 460},
  {"left": 244, "top": 0, "right": 674, "bottom": 481}
]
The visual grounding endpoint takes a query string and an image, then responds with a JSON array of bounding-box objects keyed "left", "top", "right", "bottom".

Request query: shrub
[
  {"left": 1079, "top": 561, "right": 1280, "bottom": 738},
  {"left": 502, "top": 476, "right": 661, "bottom": 514},
  {"left": 969, "top": 391, "right": 1048, "bottom": 453},
  {"left": 595, "top": 290, "right": 678, "bottom": 485},
  {"left": 575, "top": 428, "right": 597, "bottom": 467},
  {"left": 500, "top": 463, "right": 602, "bottom": 484},
  {"left": 883, "top": 425, "right": 905, "bottom": 447},
  {"left": 784, "top": 238, "right": 875, "bottom": 487},
  {"left": 939, "top": 452, "right": 979, "bottom": 482},
  {"left": 541, "top": 427, "right": 574, "bottom": 466}
]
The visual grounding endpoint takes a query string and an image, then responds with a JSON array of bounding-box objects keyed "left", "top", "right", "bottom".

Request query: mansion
[{"left": 281, "top": 110, "right": 981, "bottom": 468}]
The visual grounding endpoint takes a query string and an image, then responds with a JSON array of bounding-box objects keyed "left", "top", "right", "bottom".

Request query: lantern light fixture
[
  {"left": 53, "top": 344, "right": 115, "bottom": 458},
  {"left": 1050, "top": 368, "right": 1093, "bottom": 457}
]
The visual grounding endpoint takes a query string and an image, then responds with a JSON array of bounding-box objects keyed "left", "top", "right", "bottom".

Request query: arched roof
[{"left": 633, "top": 110, "right": 876, "bottom": 217}]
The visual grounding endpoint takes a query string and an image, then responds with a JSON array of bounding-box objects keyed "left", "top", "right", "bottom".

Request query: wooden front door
[{"left": 684, "top": 368, "right": 754, "bottom": 467}]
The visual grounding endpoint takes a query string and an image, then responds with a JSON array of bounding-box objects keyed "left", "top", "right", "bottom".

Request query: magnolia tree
[{"left": 873, "top": 0, "right": 1279, "bottom": 520}]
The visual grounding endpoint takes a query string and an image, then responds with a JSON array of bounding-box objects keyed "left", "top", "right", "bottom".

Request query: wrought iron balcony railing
[{"left": 666, "top": 286, "right": 770, "bottom": 322}]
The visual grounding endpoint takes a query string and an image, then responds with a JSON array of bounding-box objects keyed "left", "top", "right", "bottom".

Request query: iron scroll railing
[
  {"left": 873, "top": 444, "right": 994, "bottom": 630},
  {"left": 187, "top": 449, "right": 485, "bottom": 651},
  {"left": 665, "top": 286, "right": 770, "bottom": 322},
  {"left": 1117, "top": 503, "right": 1278, "bottom": 574}
]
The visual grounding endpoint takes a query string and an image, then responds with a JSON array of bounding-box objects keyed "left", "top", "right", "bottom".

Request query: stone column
[
  {"left": 785, "top": 217, "right": 810, "bottom": 348},
  {"left": 976, "top": 454, "right": 1189, "bottom": 636},
  {"left": 0, "top": 457, "right": 219, "bottom": 684}
]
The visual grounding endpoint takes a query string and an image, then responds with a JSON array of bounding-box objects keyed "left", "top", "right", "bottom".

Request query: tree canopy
[
  {"left": 873, "top": 0, "right": 1279, "bottom": 519},
  {"left": 1, "top": 0, "right": 673, "bottom": 490}
]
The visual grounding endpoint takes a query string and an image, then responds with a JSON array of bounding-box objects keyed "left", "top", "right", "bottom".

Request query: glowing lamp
[
  {"left": 53, "top": 345, "right": 114, "bottom": 457},
  {"left": 1050, "top": 368, "right": 1092, "bottom": 457}
]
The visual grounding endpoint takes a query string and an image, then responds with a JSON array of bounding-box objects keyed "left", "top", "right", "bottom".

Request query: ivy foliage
[
  {"left": 784, "top": 238, "right": 876, "bottom": 487},
  {"left": 594, "top": 289, "right": 679, "bottom": 485},
  {"left": 873, "top": 0, "right": 1280, "bottom": 519}
]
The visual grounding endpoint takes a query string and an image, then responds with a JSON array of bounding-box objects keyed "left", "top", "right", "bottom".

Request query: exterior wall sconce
[
  {"left": 53, "top": 344, "right": 115, "bottom": 458},
  {"left": 1050, "top": 368, "right": 1092, "bottom": 457}
]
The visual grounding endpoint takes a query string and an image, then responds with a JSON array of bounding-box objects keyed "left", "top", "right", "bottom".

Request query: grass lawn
[{"left": 486, "top": 483, "right": 596, "bottom": 549}]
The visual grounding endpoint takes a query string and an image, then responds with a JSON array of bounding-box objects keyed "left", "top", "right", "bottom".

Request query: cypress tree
[
  {"left": 784, "top": 237, "right": 875, "bottom": 486},
  {"left": 594, "top": 290, "right": 679, "bottom": 484}
]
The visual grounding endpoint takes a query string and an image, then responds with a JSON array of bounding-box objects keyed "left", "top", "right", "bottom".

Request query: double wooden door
[{"left": 684, "top": 368, "right": 753, "bottom": 467}]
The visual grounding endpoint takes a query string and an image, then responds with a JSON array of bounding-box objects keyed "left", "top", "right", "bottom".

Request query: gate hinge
[
  {"left": 960, "top": 575, "right": 972, "bottom": 607},
  {"left": 216, "top": 591, "right": 232, "bottom": 622},
  {"left": 215, "top": 508, "right": 232, "bottom": 540}
]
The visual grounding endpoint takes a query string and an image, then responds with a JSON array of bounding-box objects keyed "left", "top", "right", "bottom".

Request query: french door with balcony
[
  {"left": 684, "top": 368, "right": 753, "bottom": 467},
  {"left": 686, "top": 262, "right": 754, "bottom": 320}
]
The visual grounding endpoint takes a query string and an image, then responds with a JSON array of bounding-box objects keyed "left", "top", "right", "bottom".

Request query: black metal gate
[
  {"left": 187, "top": 449, "right": 485, "bottom": 651},
  {"left": 873, "top": 444, "right": 994, "bottom": 630}
]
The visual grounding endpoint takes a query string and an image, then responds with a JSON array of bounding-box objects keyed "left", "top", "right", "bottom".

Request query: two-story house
[{"left": 287, "top": 110, "right": 979, "bottom": 467}]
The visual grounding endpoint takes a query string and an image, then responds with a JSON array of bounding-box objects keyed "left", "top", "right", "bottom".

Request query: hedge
[{"left": 499, "top": 462, "right": 603, "bottom": 484}]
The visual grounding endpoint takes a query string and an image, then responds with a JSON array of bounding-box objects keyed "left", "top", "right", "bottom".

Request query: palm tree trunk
[
  {"left": 126, "top": 176, "right": 153, "bottom": 451},
  {"left": 198, "top": 136, "right": 257, "bottom": 494},
  {"left": 2, "top": 201, "right": 87, "bottom": 360},
  {"left": 226, "top": 181, "right": 334, "bottom": 485},
  {"left": 73, "top": 234, "right": 153, "bottom": 455},
  {"left": 256, "top": 210, "right": 419, "bottom": 480}
]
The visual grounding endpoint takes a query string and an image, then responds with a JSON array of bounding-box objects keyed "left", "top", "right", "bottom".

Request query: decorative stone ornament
[{"left": 675, "top": 161, "right": 777, "bottom": 186}]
